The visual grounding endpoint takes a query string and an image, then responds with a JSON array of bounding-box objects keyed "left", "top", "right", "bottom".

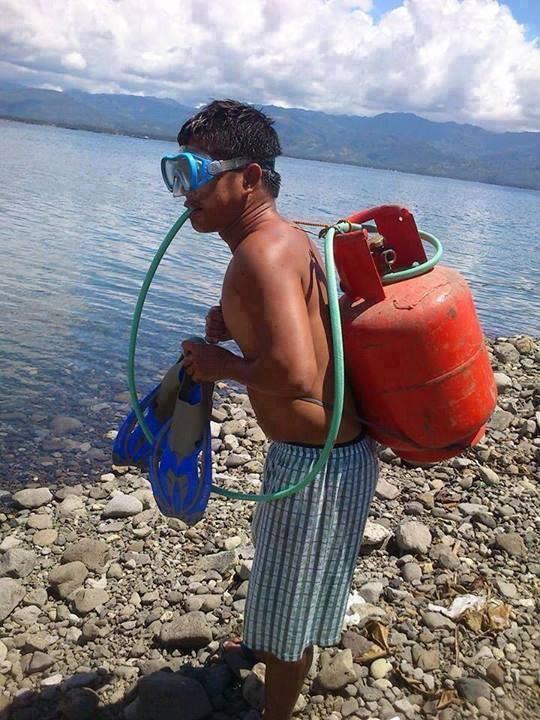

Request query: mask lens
[
  {"left": 172, "top": 174, "right": 185, "bottom": 197},
  {"left": 164, "top": 155, "right": 195, "bottom": 194}
]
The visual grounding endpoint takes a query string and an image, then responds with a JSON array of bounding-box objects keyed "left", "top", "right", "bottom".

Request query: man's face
[{"left": 182, "top": 141, "right": 247, "bottom": 234}]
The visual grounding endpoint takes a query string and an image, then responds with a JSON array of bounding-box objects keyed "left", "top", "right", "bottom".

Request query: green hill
[{"left": 1, "top": 83, "right": 538, "bottom": 190}]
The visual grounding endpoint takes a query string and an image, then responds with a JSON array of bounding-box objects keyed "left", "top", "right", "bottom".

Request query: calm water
[{"left": 0, "top": 120, "right": 539, "bottom": 488}]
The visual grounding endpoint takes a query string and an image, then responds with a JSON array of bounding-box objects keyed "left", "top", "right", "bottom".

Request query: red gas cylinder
[{"left": 334, "top": 205, "right": 497, "bottom": 463}]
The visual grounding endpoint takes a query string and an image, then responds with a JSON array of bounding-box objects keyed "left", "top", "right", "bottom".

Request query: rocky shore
[{"left": 0, "top": 336, "right": 538, "bottom": 720}]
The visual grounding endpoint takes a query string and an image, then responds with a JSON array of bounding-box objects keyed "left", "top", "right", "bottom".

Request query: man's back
[{"left": 221, "top": 213, "right": 362, "bottom": 445}]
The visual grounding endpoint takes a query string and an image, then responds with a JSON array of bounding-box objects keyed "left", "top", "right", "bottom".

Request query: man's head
[
  {"left": 177, "top": 99, "right": 282, "bottom": 198},
  {"left": 173, "top": 100, "right": 282, "bottom": 234}
]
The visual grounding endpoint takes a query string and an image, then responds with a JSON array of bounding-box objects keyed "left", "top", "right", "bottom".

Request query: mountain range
[{"left": 1, "top": 82, "right": 538, "bottom": 191}]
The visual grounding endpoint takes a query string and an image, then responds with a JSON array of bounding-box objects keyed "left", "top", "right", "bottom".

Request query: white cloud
[
  {"left": 62, "top": 52, "right": 87, "bottom": 71},
  {"left": 0, "top": 0, "right": 538, "bottom": 131}
]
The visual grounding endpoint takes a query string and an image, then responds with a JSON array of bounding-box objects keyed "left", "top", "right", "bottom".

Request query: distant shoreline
[{"left": 2, "top": 115, "right": 538, "bottom": 194}]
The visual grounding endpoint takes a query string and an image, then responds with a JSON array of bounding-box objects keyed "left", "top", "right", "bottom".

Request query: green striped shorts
[{"left": 244, "top": 435, "right": 378, "bottom": 662}]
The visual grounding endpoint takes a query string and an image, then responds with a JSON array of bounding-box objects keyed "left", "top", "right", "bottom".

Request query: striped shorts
[{"left": 243, "top": 435, "right": 378, "bottom": 662}]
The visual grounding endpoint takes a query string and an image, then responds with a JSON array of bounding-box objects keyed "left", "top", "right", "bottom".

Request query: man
[{"left": 170, "top": 100, "right": 378, "bottom": 719}]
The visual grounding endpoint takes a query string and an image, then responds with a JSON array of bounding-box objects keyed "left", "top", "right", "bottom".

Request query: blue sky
[
  {"left": 1, "top": 0, "right": 539, "bottom": 131},
  {"left": 372, "top": 0, "right": 539, "bottom": 37}
]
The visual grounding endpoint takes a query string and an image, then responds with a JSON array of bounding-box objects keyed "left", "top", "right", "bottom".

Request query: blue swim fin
[
  {"left": 148, "top": 367, "right": 214, "bottom": 525},
  {"left": 112, "top": 361, "right": 182, "bottom": 469}
]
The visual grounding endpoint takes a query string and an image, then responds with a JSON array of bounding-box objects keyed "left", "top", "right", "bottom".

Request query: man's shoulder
[{"left": 234, "top": 219, "right": 305, "bottom": 269}]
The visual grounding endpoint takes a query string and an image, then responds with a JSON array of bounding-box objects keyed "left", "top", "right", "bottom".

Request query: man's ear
[{"left": 243, "top": 163, "right": 263, "bottom": 190}]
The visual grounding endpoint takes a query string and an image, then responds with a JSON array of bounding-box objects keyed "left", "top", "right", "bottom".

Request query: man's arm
[{"left": 223, "top": 239, "right": 318, "bottom": 397}]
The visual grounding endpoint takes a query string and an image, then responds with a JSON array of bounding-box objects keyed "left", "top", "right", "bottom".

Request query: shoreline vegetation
[
  {"left": 1, "top": 85, "right": 539, "bottom": 193},
  {"left": 0, "top": 335, "right": 538, "bottom": 719}
]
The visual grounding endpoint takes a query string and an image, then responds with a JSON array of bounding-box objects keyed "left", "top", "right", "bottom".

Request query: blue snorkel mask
[
  {"left": 161, "top": 148, "right": 250, "bottom": 197},
  {"left": 161, "top": 148, "right": 276, "bottom": 197}
]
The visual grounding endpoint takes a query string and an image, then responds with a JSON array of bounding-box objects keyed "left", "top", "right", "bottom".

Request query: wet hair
[{"left": 177, "top": 99, "right": 282, "bottom": 198}]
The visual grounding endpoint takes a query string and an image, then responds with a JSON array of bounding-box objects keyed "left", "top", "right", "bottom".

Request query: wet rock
[
  {"left": 102, "top": 493, "right": 143, "bottom": 518},
  {"left": 12, "top": 487, "right": 52, "bottom": 509},
  {"left": 0, "top": 578, "right": 25, "bottom": 621},
  {"left": 0, "top": 549, "right": 37, "bottom": 578},
  {"left": 160, "top": 611, "right": 213, "bottom": 649},
  {"left": 395, "top": 521, "right": 432, "bottom": 554},
  {"left": 51, "top": 415, "right": 83, "bottom": 434},
  {"left": 62, "top": 538, "right": 109, "bottom": 571}
]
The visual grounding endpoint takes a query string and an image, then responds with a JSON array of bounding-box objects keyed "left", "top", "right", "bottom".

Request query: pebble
[
  {"left": 370, "top": 658, "right": 392, "bottom": 679},
  {"left": 395, "top": 521, "right": 432, "bottom": 554},
  {"left": 102, "top": 493, "right": 143, "bottom": 518}
]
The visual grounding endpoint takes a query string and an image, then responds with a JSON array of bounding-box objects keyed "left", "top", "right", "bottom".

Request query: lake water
[{"left": 0, "top": 120, "right": 539, "bottom": 489}]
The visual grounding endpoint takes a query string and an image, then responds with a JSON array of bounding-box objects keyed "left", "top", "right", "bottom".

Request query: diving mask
[{"left": 161, "top": 148, "right": 251, "bottom": 197}]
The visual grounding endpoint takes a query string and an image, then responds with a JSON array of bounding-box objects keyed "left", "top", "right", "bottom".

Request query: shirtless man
[{"left": 166, "top": 100, "right": 379, "bottom": 719}]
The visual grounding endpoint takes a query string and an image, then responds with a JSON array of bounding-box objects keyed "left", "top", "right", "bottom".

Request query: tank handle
[{"left": 347, "top": 205, "right": 428, "bottom": 271}]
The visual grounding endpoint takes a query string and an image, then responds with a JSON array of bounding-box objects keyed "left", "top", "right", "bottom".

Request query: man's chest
[{"left": 221, "top": 265, "right": 257, "bottom": 356}]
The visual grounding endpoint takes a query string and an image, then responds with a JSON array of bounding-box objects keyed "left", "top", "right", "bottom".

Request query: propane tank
[{"left": 334, "top": 205, "right": 497, "bottom": 463}]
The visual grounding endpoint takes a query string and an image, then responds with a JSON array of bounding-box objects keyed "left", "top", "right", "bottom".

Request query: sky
[{"left": 0, "top": 0, "right": 539, "bottom": 132}]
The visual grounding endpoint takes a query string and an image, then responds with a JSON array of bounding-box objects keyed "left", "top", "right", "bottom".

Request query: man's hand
[
  {"left": 205, "top": 304, "right": 232, "bottom": 344},
  {"left": 181, "top": 340, "right": 235, "bottom": 383}
]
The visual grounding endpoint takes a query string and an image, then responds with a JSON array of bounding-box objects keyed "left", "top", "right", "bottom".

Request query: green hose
[
  {"left": 213, "top": 223, "right": 345, "bottom": 501},
  {"left": 128, "top": 208, "right": 194, "bottom": 437},
  {"left": 127, "top": 214, "right": 440, "bottom": 503}
]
